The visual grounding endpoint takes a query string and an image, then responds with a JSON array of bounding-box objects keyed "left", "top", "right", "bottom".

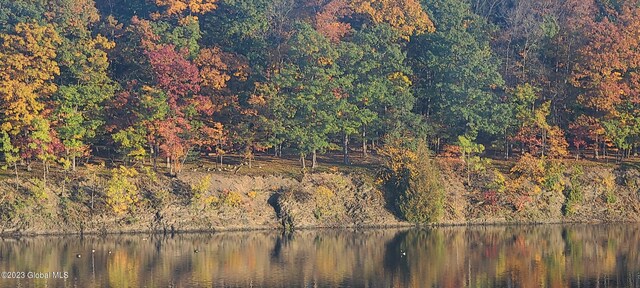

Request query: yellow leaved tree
[
  {"left": 155, "top": 0, "right": 218, "bottom": 18},
  {"left": 106, "top": 166, "right": 140, "bottom": 215},
  {"left": 0, "top": 22, "right": 61, "bottom": 134},
  {"left": 349, "top": 0, "right": 435, "bottom": 38},
  {"left": 0, "top": 22, "right": 61, "bottom": 179}
]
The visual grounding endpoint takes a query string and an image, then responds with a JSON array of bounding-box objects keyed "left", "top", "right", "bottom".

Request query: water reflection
[{"left": 0, "top": 225, "right": 639, "bottom": 287}]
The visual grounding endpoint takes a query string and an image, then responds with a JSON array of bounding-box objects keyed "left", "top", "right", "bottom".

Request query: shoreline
[
  {"left": 2, "top": 158, "right": 640, "bottom": 237},
  {"left": 2, "top": 219, "right": 636, "bottom": 238}
]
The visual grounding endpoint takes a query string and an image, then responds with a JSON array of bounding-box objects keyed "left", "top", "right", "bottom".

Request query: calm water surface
[{"left": 1, "top": 225, "right": 639, "bottom": 287}]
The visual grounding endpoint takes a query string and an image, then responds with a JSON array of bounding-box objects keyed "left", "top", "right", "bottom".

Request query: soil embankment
[
  {"left": 0, "top": 171, "right": 406, "bottom": 236},
  {"left": 1, "top": 159, "right": 639, "bottom": 236}
]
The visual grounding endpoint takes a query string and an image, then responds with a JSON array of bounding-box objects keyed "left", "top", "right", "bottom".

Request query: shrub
[
  {"left": 563, "top": 186, "right": 583, "bottom": 215},
  {"left": 379, "top": 139, "right": 444, "bottom": 223},
  {"left": 203, "top": 195, "right": 220, "bottom": 206},
  {"left": 30, "top": 178, "right": 48, "bottom": 202},
  {"left": 601, "top": 172, "right": 616, "bottom": 192},
  {"left": 483, "top": 190, "right": 499, "bottom": 206},
  {"left": 313, "top": 185, "right": 335, "bottom": 219},
  {"left": 142, "top": 166, "right": 158, "bottom": 183},
  {"left": 316, "top": 186, "right": 334, "bottom": 200},
  {"left": 0, "top": 200, "right": 20, "bottom": 223},
  {"left": 543, "top": 161, "right": 565, "bottom": 195},
  {"left": 605, "top": 191, "right": 617, "bottom": 204},
  {"left": 623, "top": 173, "right": 638, "bottom": 190},
  {"left": 106, "top": 166, "right": 139, "bottom": 215},
  {"left": 563, "top": 166, "right": 584, "bottom": 216},
  {"left": 601, "top": 172, "right": 617, "bottom": 204},
  {"left": 222, "top": 191, "right": 242, "bottom": 207},
  {"left": 510, "top": 153, "right": 545, "bottom": 184},
  {"left": 486, "top": 171, "right": 507, "bottom": 193},
  {"left": 509, "top": 154, "right": 566, "bottom": 200},
  {"left": 512, "top": 195, "right": 532, "bottom": 212},
  {"left": 191, "top": 175, "right": 213, "bottom": 205},
  {"left": 191, "top": 175, "right": 212, "bottom": 196}
]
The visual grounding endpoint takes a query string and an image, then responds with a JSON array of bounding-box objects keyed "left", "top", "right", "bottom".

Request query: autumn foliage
[
  {"left": 349, "top": 0, "right": 435, "bottom": 38},
  {"left": 2, "top": 0, "right": 640, "bottom": 182},
  {"left": 106, "top": 166, "right": 140, "bottom": 215},
  {"left": 378, "top": 139, "right": 444, "bottom": 223}
]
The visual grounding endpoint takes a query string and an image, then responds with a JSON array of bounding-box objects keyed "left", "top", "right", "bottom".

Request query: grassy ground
[
  {"left": 197, "top": 152, "right": 382, "bottom": 178},
  {"left": 1, "top": 149, "right": 639, "bottom": 184},
  {"left": 0, "top": 151, "right": 382, "bottom": 185}
]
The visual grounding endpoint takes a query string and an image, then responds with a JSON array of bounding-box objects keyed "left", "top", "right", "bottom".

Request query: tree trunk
[
  {"left": 343, "top": 133, "right": 350, "bottom": 165},
  {"left": 505, "top": 141, "right": 509, "bottom": 160},
  {"left": 166, "top": 157, "right": 171, "bottom": 169},
  {"left": 301, "top": 154, "right": 306, "bottom": 170},
  {"left": 504, "top": 128, "right": 509, "bottom": 160},
  {"left": 72, "top": 155, "right": 77, "bottom": 171},
  {"left": 542, "top": 131, "right": 547, "bottom": 158},
  {"left": 153, "top": 145, "right": 158, "bottom": 171},
  {"left": 43, "top": 159, "right": 47, "bottom": 188},
  {"left": 467, "top": 161, "right": 471, "bottom": 185},
  {"left": 312, "top": 150, "right": 317, "bottom": 170},
  {"left": 362, "top": 127, "right": 367, "bottom": 158},
  {"left": 14, "top": 162, "right": 18, "bottom": 190},
  {"left": 178, "top": 147, "right": 191, "bottom": 175}
]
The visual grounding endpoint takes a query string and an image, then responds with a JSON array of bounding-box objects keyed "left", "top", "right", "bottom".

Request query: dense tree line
[{"left": 1, "top": 0, "right": 639, "bottom": 176}]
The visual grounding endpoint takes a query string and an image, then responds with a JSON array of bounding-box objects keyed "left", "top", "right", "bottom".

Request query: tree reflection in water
[{"left": 0, "top": 225, "right": 638, "bottom": 287}]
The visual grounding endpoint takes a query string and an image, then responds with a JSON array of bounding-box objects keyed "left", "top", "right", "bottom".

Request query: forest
[{"left": 0, "top": 0, "right": 639, "bottom": 177}]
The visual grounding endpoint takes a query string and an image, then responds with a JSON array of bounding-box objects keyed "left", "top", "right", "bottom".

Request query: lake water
[{"left": 0, "top": 225, "right": 639, "bottom": 287}]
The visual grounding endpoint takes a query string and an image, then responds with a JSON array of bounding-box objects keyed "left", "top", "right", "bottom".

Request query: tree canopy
[{"left": 2, "top": 0, "right": 640, "bottom": 174}]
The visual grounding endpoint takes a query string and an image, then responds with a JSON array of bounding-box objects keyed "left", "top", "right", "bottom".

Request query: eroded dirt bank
[
  {"left": 0, "top": 171, "right": 406, "bottom": 236},
  {"left": 1, "top": 159, "right": 640, "bottom": 236}
]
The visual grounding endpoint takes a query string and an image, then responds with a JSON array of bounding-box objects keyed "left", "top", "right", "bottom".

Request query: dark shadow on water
[{"left": 382, "top": 230, "right": 411, "bottom": 282}]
